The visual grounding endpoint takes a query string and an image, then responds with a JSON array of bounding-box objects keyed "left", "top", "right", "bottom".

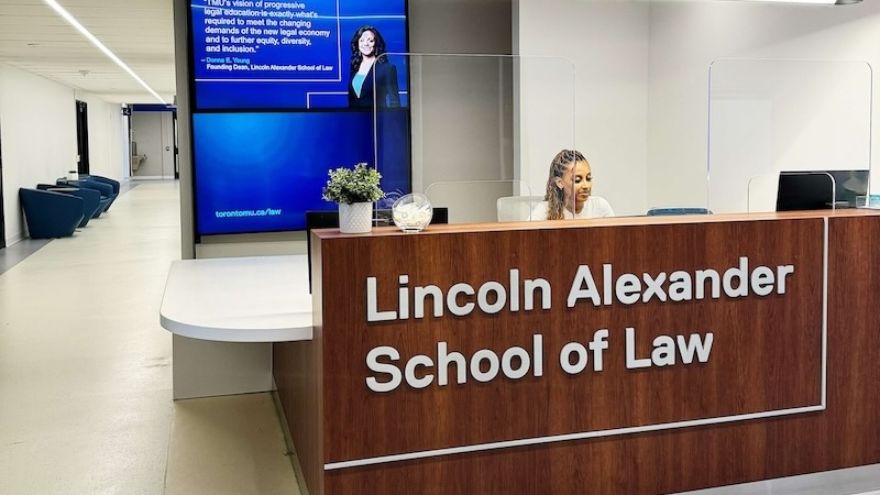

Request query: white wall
[
  {"left": 648, "top": 0, "right": 880, "bottom": 211},
  {"left": 0, "top": 64, "right": 77, "bottom": 244},
  {"left": 406, "top": 0, "right": 514, "bottom": 222},
  {"left": 516, "top": 0, "right": 880, "bottom": 215},
  {"left": 77, "top": 93, "right": 126, "bottom": 181},
  {"left": 410, "top": 0, "right": 512, "bottom": 55},
  {"left": 0, "top": 64, "right": 126, "bottom": 245},
  {"left": 515, "top": 0, "right": 650, "bottom": 216},
  {"left": 705, "top": 60, "right": 870, "bottom": 213}
]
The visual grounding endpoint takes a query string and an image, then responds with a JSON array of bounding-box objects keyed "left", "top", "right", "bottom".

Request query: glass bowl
[{"left": 392, "top": 193, "right": 433, "bottom": 233}]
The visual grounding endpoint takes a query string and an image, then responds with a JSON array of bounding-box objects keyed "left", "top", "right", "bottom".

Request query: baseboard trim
[{"left": 272, "top": 389, "right": 310, "bottom": 495}]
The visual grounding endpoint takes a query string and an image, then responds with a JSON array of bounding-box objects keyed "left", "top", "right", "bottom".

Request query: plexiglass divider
[
  {"left": 746, "top": 174, "right": 781, "bottom": 213},
  {"left": 708, "top": 59, "right": 873, "bottom": 214},
  {"left": 422, "top": 180, "right": 534, "bottom": 224},
  {"left": 373, "top": 54, "right": 577, "bottom": 226}
]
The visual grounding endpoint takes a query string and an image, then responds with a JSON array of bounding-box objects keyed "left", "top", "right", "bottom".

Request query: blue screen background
[{"left": 193, "top": 112, "right": 411, "bottom": 234}]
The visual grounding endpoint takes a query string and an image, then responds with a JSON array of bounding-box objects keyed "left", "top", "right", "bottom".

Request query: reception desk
[{"left": 274, "top": 209, "right": 880, "bottom": 494}]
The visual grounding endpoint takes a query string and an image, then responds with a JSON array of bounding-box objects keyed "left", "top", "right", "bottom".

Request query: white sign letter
[
  {"left": 366, "top": 346, "right": 401, "bottom": 392},
  {"left": 568, "top": 265, "right": 601, "bottom": 307},
  {"left": 367, "top": 277, "right": 397, "bottom": 322}
]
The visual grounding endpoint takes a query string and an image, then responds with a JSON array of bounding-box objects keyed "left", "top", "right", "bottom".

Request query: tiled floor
[
  {"left": 0, "top": 180, "right": 877, "bottom": 494},
  {"left": 0, "top": 181, "right": 298, "bottom": 494}
]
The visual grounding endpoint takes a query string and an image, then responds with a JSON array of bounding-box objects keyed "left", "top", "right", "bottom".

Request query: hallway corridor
[{"left": 0, "top": 182, "right": 298, "bottom": 494}]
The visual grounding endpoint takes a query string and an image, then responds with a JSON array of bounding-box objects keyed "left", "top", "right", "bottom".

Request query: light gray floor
[
  {"left": 118, "top": 179, "right": 138, "bottom": 195},
  {"left": 0, "top": 238, "right": 49, "bottom": 275},
  {"left": 0, "top": 181, "right": 298, "bottom": 495},
  {"left": 677, "top": 464, "right": 880, "bottom": 495}
]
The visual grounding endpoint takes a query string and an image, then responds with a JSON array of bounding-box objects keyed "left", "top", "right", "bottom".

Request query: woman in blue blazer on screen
[{"left": 348, "top": 26, "right": 400, "bottom": 109}]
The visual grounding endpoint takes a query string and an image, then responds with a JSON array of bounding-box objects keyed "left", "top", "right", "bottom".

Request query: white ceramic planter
[{"left": 338, "top": 202, "right": 373, "bottom": 234}]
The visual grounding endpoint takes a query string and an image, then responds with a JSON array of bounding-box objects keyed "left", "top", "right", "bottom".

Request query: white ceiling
[{"left": 0, "top": 0, "right": 175, "bottom": 104}]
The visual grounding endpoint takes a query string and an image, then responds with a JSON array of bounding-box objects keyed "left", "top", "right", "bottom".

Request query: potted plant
[{"left": 322, "top": 163, "right": 385, "bottom": 234}]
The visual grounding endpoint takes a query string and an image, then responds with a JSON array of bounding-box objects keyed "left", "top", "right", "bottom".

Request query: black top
[{"left": 348, "top": 62, "right": 401, "bottom": 109}]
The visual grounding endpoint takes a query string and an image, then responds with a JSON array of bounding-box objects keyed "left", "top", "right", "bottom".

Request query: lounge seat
[
  {"left": 57, "top": 179, "right": 114, "bottom": 216},
  {"left": 79, "top": 175, "right": 121, "bottom": 210},
  {"left": 19, "top": 188, "right": 84, "bottom": 239},
  {"left": 36, "top": 184, "right": 101, "bottom": 227}
]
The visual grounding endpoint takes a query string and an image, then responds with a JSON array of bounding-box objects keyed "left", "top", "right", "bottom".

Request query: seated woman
[{"left": 531, "top": 149, "right": 614, "bottom": 220}]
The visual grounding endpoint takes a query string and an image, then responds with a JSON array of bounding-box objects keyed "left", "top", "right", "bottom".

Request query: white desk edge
[{"left": 159, "top": 255, "right": 314, "bottom": 343}]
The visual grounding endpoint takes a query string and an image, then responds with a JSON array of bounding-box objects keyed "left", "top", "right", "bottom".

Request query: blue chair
[
  {"left": 37, "top": 184, "right": 101, "bottom": 227},
  {"left": 80, "top": 175, "right": 120, "bottom": 210},
  {"left": 19, "top": 188, "right": 84, "bottom": 239},
  {"left": 647, "top": 207, "right": 712, "bottom": 216},
  {"left": 57, "top": 179, "right": 113, "bottom": 216}
]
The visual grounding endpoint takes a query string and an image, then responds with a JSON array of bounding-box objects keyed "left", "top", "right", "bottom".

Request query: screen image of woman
[
  {"left": 349, "top": 26, "right": 401, "bottom": 109},
  {"left": 531, "top": 149, "right": 614, "bottom": 220}
]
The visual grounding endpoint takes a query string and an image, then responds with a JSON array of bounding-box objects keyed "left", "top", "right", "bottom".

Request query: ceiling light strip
[
  {"left": 43, "top": 0, "right": 168, "bottom": 104},
  {"left": 736, "top": 0, "right": 837, "bottom": 4}
]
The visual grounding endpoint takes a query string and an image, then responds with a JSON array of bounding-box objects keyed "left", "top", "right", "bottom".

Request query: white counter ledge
[{"left": 160, "top": 255, "right": 313, "bottom": 342}]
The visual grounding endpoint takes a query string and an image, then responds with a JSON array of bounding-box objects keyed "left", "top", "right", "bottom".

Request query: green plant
[{"left": 321, "top": 163, "right": 386, "bottom": 204}]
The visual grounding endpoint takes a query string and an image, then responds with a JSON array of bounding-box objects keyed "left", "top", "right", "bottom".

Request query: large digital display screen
[
  {"left": 190, "top": 0, "right": 408, "bottom": 110},
  {"left": 193, "top": 112, "right": 411, "bottom": 234},
  {"left": 188, "top": 0, "right": 411, "bottom": 235}
]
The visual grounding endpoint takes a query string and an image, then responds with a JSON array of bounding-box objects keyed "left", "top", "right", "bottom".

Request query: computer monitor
[{"left": 776, "top": 170, "right": 869, "bottom": 212}]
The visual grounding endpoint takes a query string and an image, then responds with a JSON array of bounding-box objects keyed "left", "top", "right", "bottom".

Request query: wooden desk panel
[
  {"left": 276, "top": 212, "right": 880, "bottom": 494},
  {"left": 321, "top": 219, "right": 824, "bottom": 461}
]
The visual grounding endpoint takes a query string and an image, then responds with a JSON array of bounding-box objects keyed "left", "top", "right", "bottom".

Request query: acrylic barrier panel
[
  {"left": 373, "top": 54, "right": 577, "bottom": 224},
  {"left": 708, "top": 59, "right": 872, "bottom": 214},
  {"left": 423, "top": 180, "right": 535, "bottom": 224}
]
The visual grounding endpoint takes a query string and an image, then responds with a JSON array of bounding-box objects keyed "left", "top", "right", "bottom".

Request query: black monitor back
[
  {"left": 305, "top": 208, "right": 449, "bottom": 293},
  {"left": 776, "top": 170, "right": 869, "bottom": 212}
]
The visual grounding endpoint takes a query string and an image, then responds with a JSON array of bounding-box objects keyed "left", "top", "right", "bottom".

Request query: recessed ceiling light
[{"left": 42, "top": 0, "right": 167, "bottom": 104}]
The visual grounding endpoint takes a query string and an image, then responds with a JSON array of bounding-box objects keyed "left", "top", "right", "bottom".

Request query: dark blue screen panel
[
  {"left": 189, "top": 0, "right": 412, "bottom": 236},
  {"left": 193, "top": 112, "right": 411, "bottom": 234},
  {"left": 191, "top": 0, "right": 408, "bottom": 109}
]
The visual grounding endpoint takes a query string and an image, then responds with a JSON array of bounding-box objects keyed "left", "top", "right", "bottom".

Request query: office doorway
[
  {"left": 130, "top": 108, "right": 176, "bottom": 179},
  {"left": 172, "top": 113, "right": 179, "bottom": 179},
  {"left": 0, "top": 119, "right": 5, "bottom": 249},
  {"left": 75, "top": 100, "right": 90, "bottom": 174}
]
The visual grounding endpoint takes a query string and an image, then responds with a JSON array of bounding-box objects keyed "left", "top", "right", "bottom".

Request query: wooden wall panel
[{"left": 319, "top": 219, "right": 825, "bottom": 464}]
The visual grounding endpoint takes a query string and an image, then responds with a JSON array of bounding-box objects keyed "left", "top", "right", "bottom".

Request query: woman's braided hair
[{"left": 544, "top": 149, "right": 586, "bottom": 220}]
